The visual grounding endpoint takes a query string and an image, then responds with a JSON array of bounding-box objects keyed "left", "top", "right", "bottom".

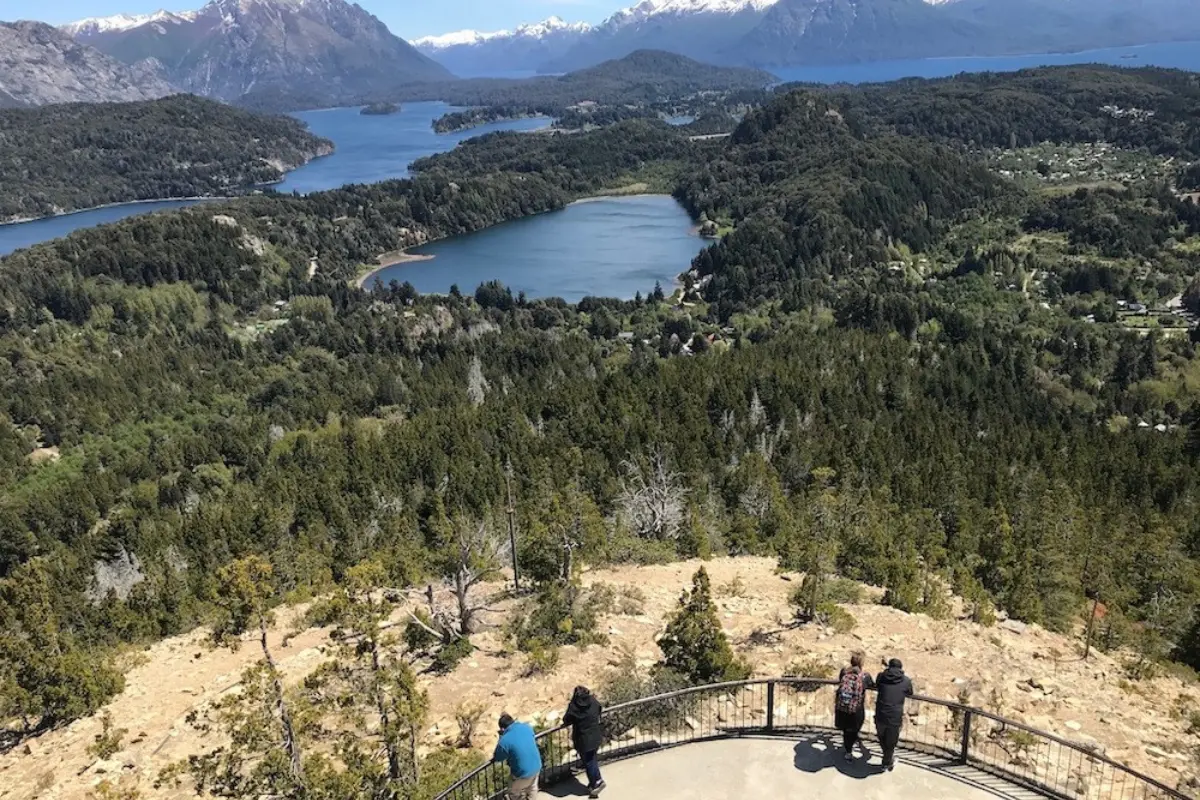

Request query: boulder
[
  {"left": 1000, "top": 619, "right": 1028, "bottom": 634},
  {"left": 1145, "top": 745, "right": 1172, "bottom": 760}
]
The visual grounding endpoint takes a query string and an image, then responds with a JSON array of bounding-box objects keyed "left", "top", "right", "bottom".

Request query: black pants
[
  {"left": 835, "top": 709, "right": 865, "bottom": 753},
  {"left": 876, "top": 722, "right": 902, "bottom": 765},
  {"left": 842, "top": 724, "right": 863, "bottom": 753}
]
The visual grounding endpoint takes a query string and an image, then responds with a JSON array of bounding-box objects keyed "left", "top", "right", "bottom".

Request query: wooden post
[{"left": 505, "top": 459, "right": 520, "bottom": 592}]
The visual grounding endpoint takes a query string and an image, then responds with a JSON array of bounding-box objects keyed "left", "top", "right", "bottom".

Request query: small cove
[
  {"left": 0, "top": 102, "right": 549, "bottom": 258},
  {"left": 361, "top": 195, "right": 704, "bottom": 302}
]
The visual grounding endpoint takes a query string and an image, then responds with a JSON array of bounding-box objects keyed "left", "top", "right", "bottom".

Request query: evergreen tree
[
  {"left": 0, "top": 559, "right": 123, "bottom": 733},
  {"left": 657, "top": 567, "right": 749, "bottom": 684},
  {"left": 211, "top": 556, "right": 305, "bottom": 792},
  {"left": 311, "top": 559, "right": 428, "bottom": 793}
]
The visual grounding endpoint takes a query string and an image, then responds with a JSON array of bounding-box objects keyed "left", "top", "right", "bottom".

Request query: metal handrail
[{"left": 433, "top": 677, "right": 1192, "bottom": 800}]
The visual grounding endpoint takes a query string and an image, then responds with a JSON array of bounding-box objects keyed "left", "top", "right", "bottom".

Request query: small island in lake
[{"left": 361, "top": 102, "right": 401, "bottom": 116}]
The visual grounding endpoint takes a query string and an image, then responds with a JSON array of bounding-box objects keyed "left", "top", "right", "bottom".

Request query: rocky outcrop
[{"left": 0, "top": 21, "right": 176, "bottom": 107}]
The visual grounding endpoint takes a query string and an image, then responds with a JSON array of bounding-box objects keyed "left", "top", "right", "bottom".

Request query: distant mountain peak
[
  {"left": 413, "top": 16, "right": 593, "bottom": 50},
  {"left": 604, "top": 0, "right": 782, "bottom": 28},
  {"left": 61, "top": 10, "right": 198, "bottom": 38},
  {"left": 60, "top": 0, "right": 449, "bottom": 108}
]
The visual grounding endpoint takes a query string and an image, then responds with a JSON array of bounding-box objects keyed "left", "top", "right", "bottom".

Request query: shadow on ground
[
  {"left": 793, "top": 733, "right": 886, "bottom": 780},
  {"left": 542, "top": 775, "right": 591, "bottom": 797}
]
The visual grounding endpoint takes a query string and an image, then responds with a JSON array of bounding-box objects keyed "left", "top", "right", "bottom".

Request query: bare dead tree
[
  {"left": 448, "top": 517, "right": 510, "bottom": 635},
  {"left": 617, "top": 450, "right": 687, "bottom": 540}
]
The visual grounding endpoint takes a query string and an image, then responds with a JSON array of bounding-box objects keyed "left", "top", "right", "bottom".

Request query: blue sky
[{"left": 21, "top": 0, "right": 619, "bottom": 39}]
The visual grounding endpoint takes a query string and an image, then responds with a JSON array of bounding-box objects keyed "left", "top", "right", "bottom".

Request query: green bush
[
  {"left": 783, "top": 656, "right": 834, "bottom": 680},
  {"left": 432, "top": 637, "right": 474, "bottom": 675},
  {"left": 88, "top": 710, "right": 127, "bottom": 759},
  {"left": 599, "top": 650, "right": 694, "bottom": 740},
  {"left": 416, "top": 747, "right": 487, "bottom": 800},
  {"left": 587, "top": 582, "right": 646, "bottom": 616},
  {"left": 964, "top": 580, "right": 997, "bottom": 627},
  {"left": 815, "top": 602, "right": 857, "bottom": 634},
  {"left": 508, "top": 583, "right": 608, "bottom": 653},
  {"left": 717, "top": 575, "right": 747, "bottom": 598},
  {"left": 522, "top": 640, "right": 561, "bottom": 677},
  {"left": 821, "top": 577, "right": 866, "bottom": 605},
  {"left": 404, "top": 609, "right": 440, "bottom": 653}
]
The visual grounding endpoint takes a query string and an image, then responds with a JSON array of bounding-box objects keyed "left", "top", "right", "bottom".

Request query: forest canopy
[{"left": 3, "top": 64, "right": 1200, "bottom": 769}]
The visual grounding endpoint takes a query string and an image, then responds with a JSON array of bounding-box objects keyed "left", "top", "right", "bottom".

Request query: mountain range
[
  {"left": 413, "top": 17, "right": 593, "bottom": 76},
  {"left": 414, "top": 0, "right": 1200, "bottom": 74},
  {"left": 61, "top": 0, "right": 449, "bottom": 103},
  {"left": 22, "top": 0, "right": 1200, "bottom": 111},
  {"left": 0, "top": 20, "right": 175, "bottom": 108}
]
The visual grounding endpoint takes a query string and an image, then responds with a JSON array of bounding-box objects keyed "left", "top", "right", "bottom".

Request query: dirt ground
[{"left": 2, "top": 556, "right": 1196, "bottom": 798}]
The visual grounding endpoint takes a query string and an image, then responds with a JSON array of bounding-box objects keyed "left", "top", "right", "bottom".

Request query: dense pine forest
[
  {"left": 3, "top": 64, "right": 1200, "bottom": 795},
  {"left": 0, "top": 95, "right": 332, "bottom": 222}
]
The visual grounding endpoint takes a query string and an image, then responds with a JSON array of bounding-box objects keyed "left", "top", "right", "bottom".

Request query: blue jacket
[{"left": 493, "top": 721, "right": 542, "bottom": 779}]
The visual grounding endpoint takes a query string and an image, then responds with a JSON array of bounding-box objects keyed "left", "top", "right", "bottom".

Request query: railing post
[
  {"left": 960, "top": 709, "right": 972, "bottom": 764},
  {"left": 766, "top": 681, "right": 775, "bottom": 733}
]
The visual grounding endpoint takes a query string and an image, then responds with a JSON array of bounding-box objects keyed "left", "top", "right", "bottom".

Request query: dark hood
[
  {"left": 569, "top": 690, "right": 599, "bottom": 715},
  {"left": 878, "top": 665, "right": 907, "bottom": 685}
]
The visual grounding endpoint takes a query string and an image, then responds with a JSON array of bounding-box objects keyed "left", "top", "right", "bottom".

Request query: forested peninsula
[
  {"left": 0, "top": 95, "right": 332, "bottom": 222},
  {"left": 3, "top": 65, "right": 1200, "bottom": 796},
  {"left": 241, "top": 49, "right": 774, "bottom": 115}
]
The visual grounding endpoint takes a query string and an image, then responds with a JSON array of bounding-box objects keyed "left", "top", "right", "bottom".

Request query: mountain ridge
[
  {"left": 60, "top": 0, "right": 450, "bottom": 105},
  {"left": 410, "top": 0, "right": 1200, "bottom": 74},
  {"left": 0, "top": 20, "right": 176, "bottom": 108},
  {"left": 412, "top": 16, "right": 595, "bottom": 75}
]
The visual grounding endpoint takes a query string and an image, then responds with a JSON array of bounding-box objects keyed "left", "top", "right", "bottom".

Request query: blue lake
[
  {"left": 275, "top": 103, "right": 549, "bottom": 194},
  {"left": 771, "top": 40, "right": 1200, "bottom": 84},
  {"left": 0, "top": 102, "right": 548, "bottom": 257},
  {"left": 3, "top": 43, "right": 1200, "bottom": 260},
  {"left": 364, "top": 195, "right": 702, "bottom": 302}
]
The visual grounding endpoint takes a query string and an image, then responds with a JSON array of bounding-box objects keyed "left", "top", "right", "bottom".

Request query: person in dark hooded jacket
[
  {"left": 563, "top": 685, "right": 605, "bottom": 796},
  {"left": 873, "top": 658, "right": 914, "bottom": 771}
]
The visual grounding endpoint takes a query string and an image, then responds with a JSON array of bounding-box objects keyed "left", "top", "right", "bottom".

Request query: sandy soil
[
  {"left": 357, "top": 251, "right": 436, "bottom": 289},
  {"left": 2, "top": 557, "right": 1196, "bottom": 799}
]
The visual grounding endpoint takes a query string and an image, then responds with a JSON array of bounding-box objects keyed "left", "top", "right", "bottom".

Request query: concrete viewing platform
[{"left": 537, "top": 736, "right": 1043, "bottom": 799}]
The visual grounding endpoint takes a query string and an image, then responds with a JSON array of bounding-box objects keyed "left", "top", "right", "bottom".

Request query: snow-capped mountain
[
  {"left": 543, "top": 0, "right": 781, "bottom": 72},
  {"left": 414, "top": 17, "right": 593, "bottom": 50},
  {"left": 734, "top": 0, "right": 1200, "bottom": 67},
  {"left": 603, "top": 0, "right": 781, "bottom": 29},
  {"left": 61, "top": 11, "right": 198, "bottom": 39},
  {"left": 413, "top": 17, "right": 594, "bottom": 76},
  {"left": 60, "top": 0, "right": 450, "bottom": 108}
]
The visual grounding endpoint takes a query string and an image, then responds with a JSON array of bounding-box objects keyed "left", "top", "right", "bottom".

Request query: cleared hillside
[{"left": 0, "top": 558, "right": 1195, "bottom": 799}]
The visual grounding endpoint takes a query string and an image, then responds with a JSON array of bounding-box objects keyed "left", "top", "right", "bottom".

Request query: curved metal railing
[{"left": 432, "top": 677, "right": 1191, "bottom": 800}]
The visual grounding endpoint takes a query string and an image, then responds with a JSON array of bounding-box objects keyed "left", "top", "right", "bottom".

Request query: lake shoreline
[
  {"left": 0, "top": 147, "right": 337, "bottom": 227},
  {"left": 357, "top": 193, "right": 701, "bottom": 300},
  {"left": 358, "top": 193, "right": 685, "bottom": 290},
  {"left": 357, "top": 250, "right": 438, "bottom": 289},
  {"left": 0, "top": 195, "right": 233, "bottom": 228}
]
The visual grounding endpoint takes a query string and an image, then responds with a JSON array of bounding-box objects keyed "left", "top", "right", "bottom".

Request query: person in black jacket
[
  {"left": 873, "top": 658, "right": 914, "bottom": 771},
  {"left": 563, "top": 685, "right": 605, "bottom": 797}
]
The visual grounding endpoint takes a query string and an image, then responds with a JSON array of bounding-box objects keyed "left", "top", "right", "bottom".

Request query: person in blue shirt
[{"left": 493, "top": 712, "right": 542, "bottom": 799}]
